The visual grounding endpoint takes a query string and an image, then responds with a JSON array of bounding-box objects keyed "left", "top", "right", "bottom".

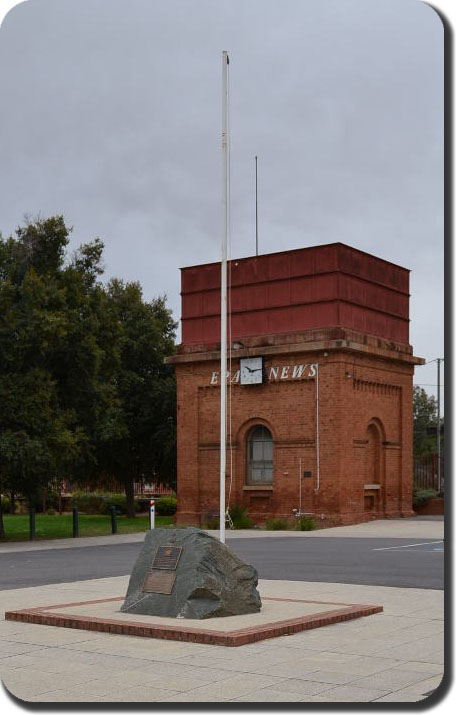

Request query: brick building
[{"left": 166, "top": 243, "right": 424, "bottom": 526}]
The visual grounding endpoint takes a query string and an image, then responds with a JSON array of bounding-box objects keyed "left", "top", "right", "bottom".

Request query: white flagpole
[{"left": 220, "top": 51, "right": 229, "bottom": 544}]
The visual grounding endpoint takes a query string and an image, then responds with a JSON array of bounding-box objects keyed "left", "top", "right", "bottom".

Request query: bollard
[
  {"left": 110, "top": 505, "right": 118, "bottom": 534},
  {"left": 29, "top": 507, "right": 36, "bottom": 541},
  {"left": 72, "top": 506, "right": 79, "bottom": 538},
  {"left": 149, "top": 499, "right": 155, "bottom": 530}
]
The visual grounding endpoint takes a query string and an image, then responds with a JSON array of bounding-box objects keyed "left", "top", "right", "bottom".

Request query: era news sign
[{"left": 210, "top": 363, "right": 318, "bottom": 385}]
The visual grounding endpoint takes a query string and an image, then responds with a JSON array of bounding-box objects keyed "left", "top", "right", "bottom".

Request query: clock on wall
[{"left": 240, "top": 356, "right": 264, "bottom": 385}]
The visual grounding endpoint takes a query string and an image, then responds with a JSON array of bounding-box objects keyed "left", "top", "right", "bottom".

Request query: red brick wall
[
  {"left": 414, "top": 498, "right": 444, "bottom": 516},
  {"left": 171, "top": 244, "right": 421, "bottom": 527},
  {"left": 173, "top": 345, "right": 416, "bottom": 526}
]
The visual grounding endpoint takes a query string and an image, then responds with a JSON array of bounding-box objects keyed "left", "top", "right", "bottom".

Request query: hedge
[{"left": 155, "top": 496, "right": 177, "bottom": 516}]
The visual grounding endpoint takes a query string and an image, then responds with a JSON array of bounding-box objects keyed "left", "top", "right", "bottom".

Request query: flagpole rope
[{"left": 227, "top": 60, "right": 234, "bottom": 526}]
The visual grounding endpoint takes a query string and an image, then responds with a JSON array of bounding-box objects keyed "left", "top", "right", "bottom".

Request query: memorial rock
[{"left": 121, "top": 527, "right": 262, "bottom": 619}]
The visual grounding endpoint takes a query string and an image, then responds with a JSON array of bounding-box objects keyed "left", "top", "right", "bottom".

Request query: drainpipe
[{"left": 315, "top": 363, "right": 320, "bottom": 493}]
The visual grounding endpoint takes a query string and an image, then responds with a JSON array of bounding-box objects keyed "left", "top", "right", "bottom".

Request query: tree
[
  {"left": 0, "top": 215, "right": 177, "bottom": 529},
  {"left": 413, "top": 386, "right": 443, "bottom": 456},
  {"left": 99, "top": 280, "right": 177, "bottom": 517},
  {"left": 0, "top": 217, "right": 118, "bottom": 509}
]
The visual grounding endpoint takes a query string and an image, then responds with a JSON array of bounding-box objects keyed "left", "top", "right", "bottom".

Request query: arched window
[
  {"left": 247, "top": 425, "right": 273, "bottom": 485},
  {"left": 366, "top": 423, "right": 381, "bottom": 485}
]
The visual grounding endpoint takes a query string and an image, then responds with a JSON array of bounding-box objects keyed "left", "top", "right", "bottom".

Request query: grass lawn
[{"left": 0, "top": 513, "right": 174, "bottom": 541}]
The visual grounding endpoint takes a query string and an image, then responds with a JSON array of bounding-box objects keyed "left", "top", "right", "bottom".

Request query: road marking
[{"left": 372, "top": 540, "right": 444, "bottom": 551}]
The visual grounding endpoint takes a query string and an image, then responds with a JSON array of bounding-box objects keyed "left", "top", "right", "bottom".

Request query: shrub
[
  {"left": 228, "top": 504, "right": 255, "bottom": 529},
  {"left": 99, "top": 494, "right": 141, "bottom": 515},
  {"left": 204, "top": 516, "right": 220, "bottom": 530},
  {"left": 265, "top": 517, "right": 292, "bottom": 531},
  {"left": 1, "top": 496, "right": 20, "bottom": 513},
  {"left": 201, "top": 509, "right": 219, "bottom": 529},
  {"left": 413, "top": 488, "right": 438, "bottom": 509},
  {"left": 70, "top": 492, "right": 105, "bottom": 514},
  {"left": 47, "top": 508, "right": 57, "bottom": 516},
  {"left": 295, "top": 516, "right": 318, "bottom": 531},
  {"left": 155, "top": 496, "right": 177, "bottom": 516},
  {"left": 99, "top": 494, "right": 127, "bottom": 515},
  {"left": 27, "top": 491, "right": 59, "bottom": 513}
]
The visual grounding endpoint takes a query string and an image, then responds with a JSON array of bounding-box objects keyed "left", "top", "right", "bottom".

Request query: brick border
[{"left": 5, "top": 597, "right": 382, "bottom": 647}]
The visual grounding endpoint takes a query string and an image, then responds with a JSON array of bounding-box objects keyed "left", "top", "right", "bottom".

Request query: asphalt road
[{"left": 0, "top": 536, "right": 444, "bottom": 591}]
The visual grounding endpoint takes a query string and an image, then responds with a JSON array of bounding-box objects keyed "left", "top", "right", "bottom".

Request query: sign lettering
[
  {"left": 269, "top": 366, "right": 279, "bottom": 381},
  {"left": 209, "top": 363, "right": 318, "bottom": 385}
]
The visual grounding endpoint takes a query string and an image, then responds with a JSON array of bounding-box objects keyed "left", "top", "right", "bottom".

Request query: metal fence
[
  {"left": 413, "top": 453, "right": 444, "bottom": 493},
  {"left": 59, "top": 479, "right": 175, "bottom": 497}
]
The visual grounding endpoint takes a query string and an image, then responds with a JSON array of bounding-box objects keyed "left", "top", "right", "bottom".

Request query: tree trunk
[
  {"left": 9, "top": 490, "right": 15, "bottom": 513},
  {"left": 125, "top": 478, "right": 136, "bottom": 518}
]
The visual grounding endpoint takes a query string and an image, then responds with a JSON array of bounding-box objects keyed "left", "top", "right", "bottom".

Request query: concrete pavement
[
  {"left": 0, "top": 576, "right": 444, "bottom": 703},
  {"left": 0, "top": 517, "right": 445, "bottom": 704}
]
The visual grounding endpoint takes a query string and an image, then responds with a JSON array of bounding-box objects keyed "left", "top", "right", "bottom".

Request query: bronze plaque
[
  {"left": 141, "top": 544, "right": 183, "bottom": 594},
  {"left": 142, "top": 570, "right": 177, "bottom": 594},
  {"left": 152, "top": 545, "right": 183, "bottom": 571}
]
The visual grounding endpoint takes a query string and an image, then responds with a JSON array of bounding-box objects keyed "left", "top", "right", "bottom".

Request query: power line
[{"left": 417, "top": 357, "right": 445, "bottom": 366}]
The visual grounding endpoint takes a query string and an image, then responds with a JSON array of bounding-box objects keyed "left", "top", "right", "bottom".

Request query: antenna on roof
[{"left": 255, "top": 155, "right": 259, "bottom": 256}]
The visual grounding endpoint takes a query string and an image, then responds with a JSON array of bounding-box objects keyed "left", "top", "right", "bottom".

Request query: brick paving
[{"left": 5, "top": 596, "right": 382, "bottom": 647}]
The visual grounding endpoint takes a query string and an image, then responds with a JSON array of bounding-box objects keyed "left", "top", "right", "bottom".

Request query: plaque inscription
[
  {"left": 141, "top": 544, "right": 183, "bottom": 595},
  {"left": 142, "top": 570, "right": 176, "bottom": 594},
  {"left": 152, "top": 546, "right": 183, "bottom": 570}
]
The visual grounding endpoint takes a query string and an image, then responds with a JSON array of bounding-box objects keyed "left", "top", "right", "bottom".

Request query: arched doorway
[{"left": 364, "top": 421, "right": 384, "bottom": 514}]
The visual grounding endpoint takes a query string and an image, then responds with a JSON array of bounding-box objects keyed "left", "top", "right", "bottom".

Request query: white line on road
[{"left": 372, "top": 540, "right": 444, "bottom": 551}]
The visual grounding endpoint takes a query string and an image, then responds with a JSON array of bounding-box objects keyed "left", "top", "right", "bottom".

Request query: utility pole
[{"left": 437, "top": 358, "right": 443, "bottom": 493}]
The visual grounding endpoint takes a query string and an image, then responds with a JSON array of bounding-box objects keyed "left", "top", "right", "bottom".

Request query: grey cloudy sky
[{"left": 0, "top": 0, "right": 444, "bottom": 402}]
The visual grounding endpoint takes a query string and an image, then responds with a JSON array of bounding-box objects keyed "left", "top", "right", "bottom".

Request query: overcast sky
[{"left": 0, "top": 0, "right": 444, "bottom": 405}]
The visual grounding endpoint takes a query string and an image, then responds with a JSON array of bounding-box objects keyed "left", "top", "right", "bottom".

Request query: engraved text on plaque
[
  {"left": 141, "top": 545, "right": 183, "bottom": 595},
  {"left": 152, "top": 546, "right": 183, "bottom": 570}
]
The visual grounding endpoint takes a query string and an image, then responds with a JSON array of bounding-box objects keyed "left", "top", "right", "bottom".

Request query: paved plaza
[{"left": 0, "top": 518, "right": 445, "bottom": 704}]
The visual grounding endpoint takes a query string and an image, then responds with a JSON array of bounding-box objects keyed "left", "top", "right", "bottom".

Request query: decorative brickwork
[{"left": 5, "top": 597, "right": 383, "bottom": 647}]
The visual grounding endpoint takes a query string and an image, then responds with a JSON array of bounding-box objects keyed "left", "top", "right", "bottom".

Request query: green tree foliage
[
  {"left": 99, "top": 280, "right": 177, "bottom": 516},
  {"left": 413, "top": 385, "right": 443, "bottom": 456},
  {"left": 0, "top": 218, "right": 91, "bottom": 511},
  {"left": 0, "top": 216, "right": 177, "bottom": 530}
]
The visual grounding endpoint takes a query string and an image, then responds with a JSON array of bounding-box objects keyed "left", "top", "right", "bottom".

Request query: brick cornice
[{"left": 166, "top": 338, "right": 424, "bottom": 367}]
